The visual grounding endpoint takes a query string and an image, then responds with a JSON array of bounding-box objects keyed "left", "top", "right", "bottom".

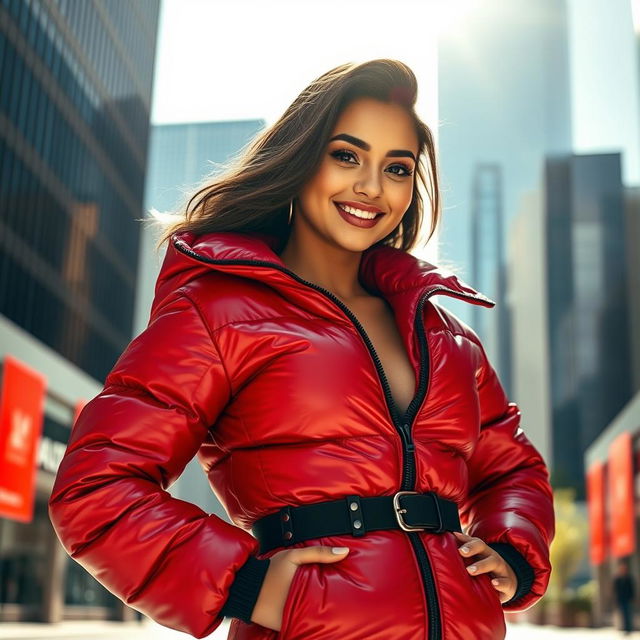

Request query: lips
[
  {"left": 334, "top": 202, "right": 385, "bottom": 228},
  {"left": 335, "top": 200, "right": 385, "bottom": 215}
]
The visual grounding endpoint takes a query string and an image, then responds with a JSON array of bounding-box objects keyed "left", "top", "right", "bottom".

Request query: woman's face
[{"left": 295, "top": 96, "right": 419, "bottom": 253}]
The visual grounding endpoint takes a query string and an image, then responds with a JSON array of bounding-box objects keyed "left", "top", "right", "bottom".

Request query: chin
[{"left": 331, "top": 233, "right": 382, "bottom": 253}]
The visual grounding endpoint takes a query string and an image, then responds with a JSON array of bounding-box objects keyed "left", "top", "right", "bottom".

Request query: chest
[
  {"left": 207, "top": 284, "right": 482, "bottom": 454},
  {"left": 344, "top": 297, "right": 417, "bottom": 418}
]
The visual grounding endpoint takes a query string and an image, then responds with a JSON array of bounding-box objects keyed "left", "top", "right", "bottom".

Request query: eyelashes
[{"left": 329, "top": 149, "right": 414, "bottom": 177}]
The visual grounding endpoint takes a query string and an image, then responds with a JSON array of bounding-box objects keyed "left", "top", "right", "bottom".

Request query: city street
[
  {"left": 0, "top": 2, "right": 638, "bottom": 640},
  {"left": 2, "top": 620, "right": 640, "bottom": 639}
]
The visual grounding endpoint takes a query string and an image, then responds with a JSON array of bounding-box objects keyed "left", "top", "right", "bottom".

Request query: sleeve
[
  {"left": 458, "top": 329, "right": 555, "bottom": 612},
  {"left": 48, "top": 290, "right": 269, "bottom": 638},
  {"left": 219, "top": 554, "right": 271, "bottom": 621},
  {"left": 487, "top": 542, "right": 535, "bottom": 606}
]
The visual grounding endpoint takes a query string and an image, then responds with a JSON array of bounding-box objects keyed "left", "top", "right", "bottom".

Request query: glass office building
[
  {"left": 0, "top": 0, "right": 160, "bottom": 623},
  {"left": 1, "top": 0, "right": 160, "bottom": 382},
  {"left": 437, "top": 0, "right": 572, "bottom": 338},
  {"left": 545, "top": 152, "right": 633, "bottom": 499}
]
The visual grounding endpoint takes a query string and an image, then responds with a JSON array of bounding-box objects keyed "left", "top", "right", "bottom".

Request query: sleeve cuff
[
  {"left": 488, "top": 542, "right": 535, "bottom": 607},
  {"left": 219, "top": 555, "right": 271, "bottom": 623}
]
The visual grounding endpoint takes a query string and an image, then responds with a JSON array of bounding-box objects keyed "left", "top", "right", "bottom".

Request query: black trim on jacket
[
  {"left": 488, "top": 542, "right": 536, "bottom": 606},
  {"left": 219, "top": 555, "right": 271, "bottom": 623}
]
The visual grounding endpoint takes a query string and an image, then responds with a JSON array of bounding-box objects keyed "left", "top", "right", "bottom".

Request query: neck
[{"left": 278, "top": 220, "right": 372, "bottom": 302}]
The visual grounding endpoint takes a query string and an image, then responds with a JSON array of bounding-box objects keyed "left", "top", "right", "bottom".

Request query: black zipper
[
  {"left": 398, "top": 287, "right": 493, "bottom": 640},
  {"left": 172, "top": 238, "right": 493, "bottom": 640}
]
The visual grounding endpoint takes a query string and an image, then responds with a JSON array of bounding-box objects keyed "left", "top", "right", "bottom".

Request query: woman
[{"left": 48, "top": 59, "right": 555, "bottom": 639}]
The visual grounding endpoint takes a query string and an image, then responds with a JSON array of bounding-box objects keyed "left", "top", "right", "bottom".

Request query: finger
[
  {"left": 490, "top": 577, "right": 516, "bottom": 603},
  {"left": 453, "top": 531, "right": 473, "bottom": 542},
  {"left": 457, "top": 537, "right": 487, "bottom": 558},
  {"left": 466, "top": 555, "right": 499, "bottom": 575},
  {"left": 295, "top": 545, "right": 350, "bottom": 564},
  {"left": 490, "top": 577, "right": 511, "bottom": 593}
]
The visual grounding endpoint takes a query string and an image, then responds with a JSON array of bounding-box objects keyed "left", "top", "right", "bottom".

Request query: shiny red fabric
[{"left": 49, "top": 230, "right": 555, "bottom": 639}]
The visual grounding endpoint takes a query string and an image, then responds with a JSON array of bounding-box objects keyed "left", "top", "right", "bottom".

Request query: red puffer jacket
[{"left": 49, "top": 230, "right": 554, "bottom": 640}]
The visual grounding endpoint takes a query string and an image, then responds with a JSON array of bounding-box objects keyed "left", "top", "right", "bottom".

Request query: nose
[{"left": 354, "top": 165, "right": 383, "bottom": 200}]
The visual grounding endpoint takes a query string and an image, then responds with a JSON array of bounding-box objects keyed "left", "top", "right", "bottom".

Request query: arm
[
  {"left": 48, "top": 290, "right": 269, "bottom": 638},
  {"left": 458, "top": 329, "right": 555, "bottom": 611}
]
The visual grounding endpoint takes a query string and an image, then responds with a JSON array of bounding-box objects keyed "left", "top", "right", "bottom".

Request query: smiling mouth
[{"left": 334, "top": 202, "right": 385, "bottom": 219}]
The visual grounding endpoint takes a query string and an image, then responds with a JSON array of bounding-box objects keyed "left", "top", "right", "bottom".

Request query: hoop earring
[{"left": 288, "top": 199, "right": 294, "bottom": 225}]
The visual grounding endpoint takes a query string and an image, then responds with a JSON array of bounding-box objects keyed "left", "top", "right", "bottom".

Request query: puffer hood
[{"left": 151, "top": 229, "right": 495, "bottom": 319}]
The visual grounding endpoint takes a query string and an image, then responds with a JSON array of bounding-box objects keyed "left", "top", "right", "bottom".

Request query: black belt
[{"left": 251, "top": 491, "right": 462, "bottom": 555}]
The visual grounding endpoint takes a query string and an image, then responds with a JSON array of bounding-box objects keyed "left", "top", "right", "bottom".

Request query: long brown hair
[{"left": 151, "top": 59, "right": 441, "bottom": 253}]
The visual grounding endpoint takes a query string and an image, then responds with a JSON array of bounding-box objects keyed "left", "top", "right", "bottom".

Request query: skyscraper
[
  {"left": 545, "top": 152, "right": 632, "bottom": 497},
  {"left": 0, "top": 0, "right": 160, "bottom": 623},
  {"left": 437, "top": 0, "right": 572, "bottom": 377},
  {"left": 1, "top": 0, "right": 160, "bottom": 382}
]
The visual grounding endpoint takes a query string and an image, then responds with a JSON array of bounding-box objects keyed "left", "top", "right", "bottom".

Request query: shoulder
[
  {"left": 425, "top": 300, "right": 497, "bottom": 385},
  {"left": 427, "top": 299, "right": 483, "bottom": 348},
  {"left": 177, "top": 271, "right": 301, "bottom": 333}
]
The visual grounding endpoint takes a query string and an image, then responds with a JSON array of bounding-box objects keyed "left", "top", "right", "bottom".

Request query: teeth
[{"left": 339, "top": 204, "right": 380, "bottom": 219}]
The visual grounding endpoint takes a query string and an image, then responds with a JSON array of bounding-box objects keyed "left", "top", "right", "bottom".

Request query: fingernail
[
  {"left": 460, "top": 546, "right": 469, "bottom": 554},
  {"left": 492, "top": 579, "right": 499, "bottom": 585},
  {"left": 467, "top": 565, "right": 477, "bottom": 573},
  {"left": 332, "top": 546, "right": 349, "bottom": 554}
]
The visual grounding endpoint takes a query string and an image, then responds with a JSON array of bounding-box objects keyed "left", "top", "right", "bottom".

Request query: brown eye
[
  {"left": 387, "top": 164, "right": 413, "bottom": 177},
  {"left": 330, "top": 149, "right": 358, "bottom": 164}
]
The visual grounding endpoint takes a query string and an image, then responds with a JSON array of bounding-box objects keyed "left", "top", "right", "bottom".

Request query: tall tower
[
  {"left": 470, "top": 162, "right": 511, "bottom": 392},
  {"left": 0, "top": 0, "right": 160, "bottom": 623},
  {"left": 437, "top": 0, "right": 572, "bottom": 375}
]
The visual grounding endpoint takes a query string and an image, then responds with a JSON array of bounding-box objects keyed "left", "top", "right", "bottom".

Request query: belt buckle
[{"left": 393, "top": 491, "right": 444, "bottom": 533}]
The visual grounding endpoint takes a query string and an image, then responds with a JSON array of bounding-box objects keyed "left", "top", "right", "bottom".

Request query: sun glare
[{"left": 430, "top": 0, "right": 482, "bottom": 37}]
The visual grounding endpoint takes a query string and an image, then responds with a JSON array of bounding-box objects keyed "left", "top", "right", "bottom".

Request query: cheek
[
  {"left": 389, "top": 182, "right": 414, "bottom": 214},
  {"left": 306, "top": 162, "right": 348, "bottom": 198}
]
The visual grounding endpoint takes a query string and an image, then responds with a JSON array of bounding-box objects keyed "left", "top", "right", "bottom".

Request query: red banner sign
[
  {"left": 0, "top": 355, "right": 47, "bottom": 522},
  {"left": 608, "top": 432, "right": 635, "bottom": 558},
  {"left": 586, "top": 461, "right": 606, "bottom": 565}
]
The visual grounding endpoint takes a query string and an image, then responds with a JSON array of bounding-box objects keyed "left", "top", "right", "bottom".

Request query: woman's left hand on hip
[{"left": 453, "top": 530, "right": 517, "bottom": 603}]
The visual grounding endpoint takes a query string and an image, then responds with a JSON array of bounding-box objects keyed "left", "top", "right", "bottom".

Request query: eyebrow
[{"left": 328, "top": 133, "right": 417, "bottom": 162}]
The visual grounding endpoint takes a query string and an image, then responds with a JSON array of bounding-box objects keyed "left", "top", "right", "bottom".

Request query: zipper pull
[{"left": 400, "top": 423, "right": 415, "bottom": 453}]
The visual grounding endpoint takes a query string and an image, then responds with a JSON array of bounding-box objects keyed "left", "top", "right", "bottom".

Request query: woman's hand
[
  {"left": 250, "top": 545, "right": 350, "bottom": 632},
  {"left": 453, "top": 531, "right": 517, "bottom": 604}
]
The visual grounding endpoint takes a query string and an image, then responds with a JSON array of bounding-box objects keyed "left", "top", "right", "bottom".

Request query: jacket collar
[{"left": 153, "top": 229, "right": 495, "bottom": 318}]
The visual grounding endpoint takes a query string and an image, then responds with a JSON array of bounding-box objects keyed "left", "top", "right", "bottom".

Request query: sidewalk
[
  {"left": 0, "top": 619, "right": 229, "bottom": 639},
  {"left": 1, "top": 619, "right": 638, "bottom": 639},
  {"left": 507, "top": 622, "right": 640, "bottom": 638}
]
